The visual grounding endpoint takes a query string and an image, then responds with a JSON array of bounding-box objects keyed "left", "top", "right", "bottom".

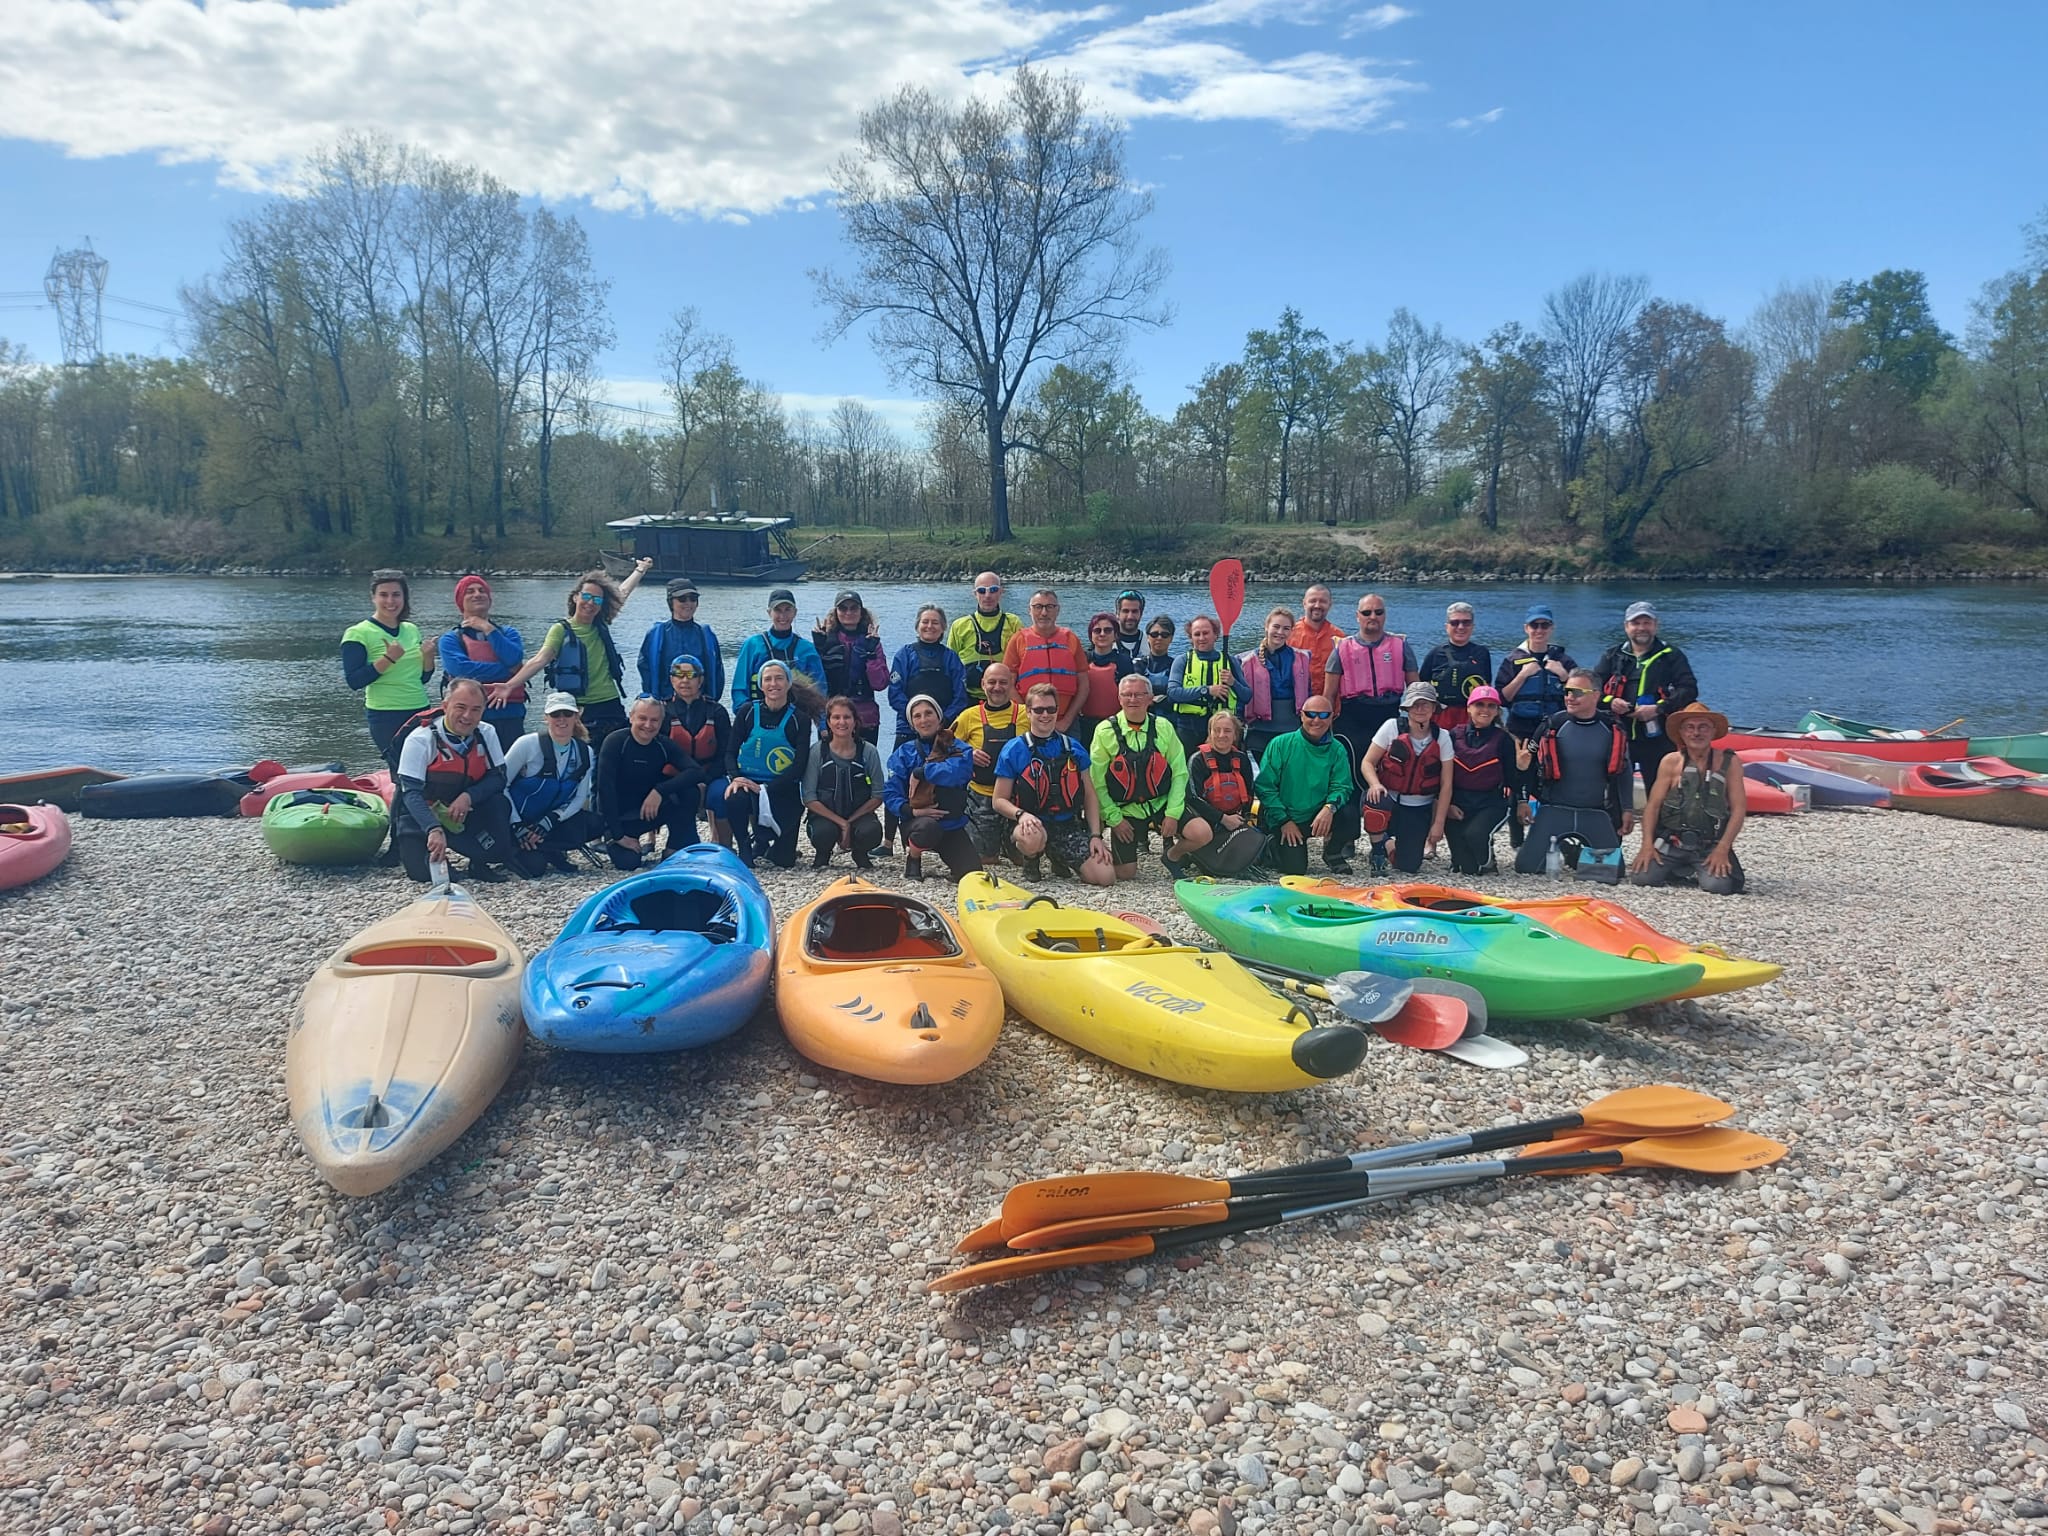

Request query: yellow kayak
[{"left": 954, "top": 872, "right": 1367, "bottom": 1092}]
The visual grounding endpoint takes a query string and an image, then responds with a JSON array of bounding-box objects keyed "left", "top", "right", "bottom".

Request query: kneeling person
[
  {"left": 1515, "top": 668, "right": 1634, "bottom": 877},
  {"left": 991, "top": 683, "right": 1114, "bottom": 885},
  {"left": 803, "top": 696, "right": 886, "bottom": 870},
  {"left": 393, "top": 677, "right": 537, "bottom": 883},
  {"left": 504, "top": 691, "right": 601, "bottom": 871},
  {"left": 1251, "top": 696, "right": 1353, "bottom": 878},
  {"left": 883, "top": 695, "right": 980, "bottom": 881},
  {"left": 597, "top": 695, "right": 700, "bottom": 871},
  {"left": 1631, "top": 702, "right": 1747, "bottom": 894},
  {"left": 1181, "top": 710, "right": 1263, "bottom": 877}
]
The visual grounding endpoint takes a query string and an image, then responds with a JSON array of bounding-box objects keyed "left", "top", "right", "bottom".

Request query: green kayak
[
  {"left": 262, "top": 788, "right": 390, "bottom": 866},
  {"left": 1173, "top": 881, "right": 1704, "bottom": 1022},
  {"left": 1964, "top": 733, "right": 2048, "bottom": 774},
  {"left": 1794, "top": 709, "right": 1965, "bottom": 742}
]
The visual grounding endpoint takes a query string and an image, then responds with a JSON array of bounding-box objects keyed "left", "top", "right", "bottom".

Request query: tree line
[{"left": 1, "top": 84, "right": 2044, "bottom": 568}]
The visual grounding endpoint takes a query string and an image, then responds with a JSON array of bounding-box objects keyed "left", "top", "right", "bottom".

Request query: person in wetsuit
[{"left": 1515, "top": 668, "right": 1635, "bottom": 876}]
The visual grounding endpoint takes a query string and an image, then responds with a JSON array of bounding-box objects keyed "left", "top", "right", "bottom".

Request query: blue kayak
[
  {"left": 523, "top": 844, "right": 774, "bottom": 1052},
  {"left": 1743, "top": 759, "right": 1889, "bottom": 808}
]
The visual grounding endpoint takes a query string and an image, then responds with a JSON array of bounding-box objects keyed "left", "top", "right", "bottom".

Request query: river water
[{"left": 2, "top": 574, "right": 2042, "bottom": 773}]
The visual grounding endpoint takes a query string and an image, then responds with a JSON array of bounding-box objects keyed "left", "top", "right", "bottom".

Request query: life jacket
[
  {"left": 664, "top": 698, "right": 723, "bottom": 765},
  {"left": 1012, "top": 736, "right": 1085, "bottom": 821},
  {"left": 547, "top": 619, "right": 623, "bottom": 699},
  {"left": 816, "top": 626, "right": 879, "bottom": 702},
  {"left": 1173, "top": 651, "right": 1236, "bottom": 718},
  {"left": 1663, "top": 750, "right": 1734, "bottom": 847},
  {"left": 1103, "top": 715, "right": 1171, "bottom": 808},
  {"left": 813, "top": 747, "right": 877, "bottom": 819},
  {"left": 420, "top": 723, "right": 494, "bottom": 805},
  {"left": 1082, "top": 651, "right": 1125, "bottom": 717},
  {"left": 1193, "top": 746, "right": 1253, "bottom": 815},
  {"left": 1287, "top": 618, "right": 1341, "bottom": 679},
  {"left": 1605, "top": 645, "right": 1676, "bottom": 737},
  {"left": 1536, "top": 715, "right": 1628, "bottom": 784},
  {"left": 898, "top": 642, "right": 956, "bottom": 715},
  {"left": 1452, "top": 723, "right": 1511, "bottom": 794},
  {"left": 1379, "top": 729, "right": 1445, "bottom": 799},
  {"left": 1334, "top": 632, "right": 1407, "bottom": 702},
  {"left": 959, "top": 611, "right": 1014, "bottom": 697},
  {"left": 1507, "top": 648, "right": 1568, "bottom": 723},
  {"left": 1012, "top": 628, "right": 1083, "bottom": 701},
  {"left": 1133, "top": 652, "right": 1175, "bottom": 713},
  {"left": 903, "top": 736, "right": 971, "bottom": 817},
  {"left": 968, "top": 702, "right": 1022, "bottom": 791},
  {"left": 455, "top": 627, "right": 524, "bottom": 704},
  {"left": 748, "top": 631, "right": 808, "bottom": 702},
  {"left": 1237, "top": 645, "right": 1311, "bottom": 723},
  {"left": 509, "top": 734, "right": 589, "bottom": 821},
  {"left": 735, "top": 702, "right": 804, "bottom": 781},
  {"left": 1427, "top": 643, "right": 1489, "bottom": 712}
]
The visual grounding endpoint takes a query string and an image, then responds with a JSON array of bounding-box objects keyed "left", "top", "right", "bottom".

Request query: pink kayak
[
  {"left": 237, "top": 771, "right": 362, "bottom": 816},
  {"left": 0, "top": 804, "right": 72, "bottom": 891}
]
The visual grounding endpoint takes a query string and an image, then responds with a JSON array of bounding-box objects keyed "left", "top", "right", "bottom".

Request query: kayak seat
[
  {"left": 810, "top": 898, "right": 960, "bottom": 962},
  {"left": 342, "top": 939, "right": 504, "bottom": 971},
  {"left": 594, "top": 886, "right": 738, "bottom": 940}
]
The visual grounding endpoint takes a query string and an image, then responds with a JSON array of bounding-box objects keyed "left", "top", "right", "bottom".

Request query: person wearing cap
[
  {"left": 1238, "top": 607, "right": 1313, "bottom": 763},
  {"left": 436, "top": 575, "right": 528, "bottom": 746},
  {"left": 595, "top": 694, "right": 699, "bottom": 871},
  {"left": 1632, "top": 702, "right": 1747, "bottom": 894},
  {"left": 637, "top": 578, "right": 725, "bottom": 703},
  {"left": 731, "top": 588, "right": 827, "bottom": 711},
  {"left": 1515, "top": 667, "right": 1634, "bottom": 877},
  {"left": 1359, "top": 682, "right": 1455, "bottom": 875},
  {"left": 1596, "top": 602, "right": 1699, "bottom": 786},
  {"left": 504, "top": 692, "right": 600, "bottom": 871},
  {"left": 1444, "top": 685, "right": 1520, "bottom": 875},
  {"left": 1322, "top": 593, "right": 1417, "bottom": 872},
  {"left": 1420, "top": 601, "right": 1492, "bottom": 733},
  {"left": 811, "top": 590, "right": 889, "bottom": 744},
  {"left": 1252, "top": 695, "right": 1354, "bottom": 879},
  {"left": 722, "top": 659, "right": 817, "bottom": 868},
  {"left": 1288, "top": 584, "right": 1343, "bottom": 679},
  {"left": 494, "top": 561, "right": 652, "bottom": 752},
  {"left": 1495, "top": 604, "right": 1575, "bottom": 742},
  {"left": 947, "top": 571, "right": 1022, "bottom": 702},
  {"left": 660, "top": 657, "right": 733, "bottom": 847},
  {"left": 1112, "top": 590, "right": 1148, "bottom": 662},
  {"left": 883, "top": 694, "right": 981, "bottom": 882},
  {"left": 953, "top": 663, "right": 1027, "bottom": 863},
  {"left": 1005, "top": 589, "right": 1089, "bottom": 735}
]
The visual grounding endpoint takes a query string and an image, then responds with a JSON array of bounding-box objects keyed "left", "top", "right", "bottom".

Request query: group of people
[{"left": 340, "top": 568, "right": 1750, "bottom": 896}]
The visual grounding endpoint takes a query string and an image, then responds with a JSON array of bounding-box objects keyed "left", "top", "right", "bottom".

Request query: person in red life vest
[
  {"left": 438, "top": 574, "right": 528, "bottom": 746},
  {"left": 1181, "top": 711, "right": 1263, "bottom": 877},
  {"left": 1090, "top": 672, "right": 1210, "bottom": 881},
  {"left": 1443, "top": 686, "right": 1520, "bottom": 876},
  {"left": 884, "top": 695, "right": 981, "bottom": 882},
  {"left": 802, "top": 696, "right": 887, "bottom": 871},
  {"left": 1004, "top": 589, "right": 1089, "bottom": 735},
  {"left": 991, "top": 682, "right": 1114, "bottom": 884},
  {"left": 1515, "top": 668, "right": 1635, "bottom": 876},
  {"left": 954, "top": 663, "right": 1027, "bottom": 863},
  {"left": 1596, "top": 601, "right": 1700, "bottom": 787},
  {"left": 505, "top": 692, "right": 601, "bottom": 871},
  {"left": 1631, "top": 702, "right": 1747, "bottom": 894},
  {"left": 1288, "top": 583, "right": 1342, "bottom": 680},
  {"left": 659, "top": 657, "right": 733, "bottom": 847},
  {"left": 1323, "top": 593, "right": 1419, "bottom": 873},
  {"left": 391, "top": 677, "right": 537, "bottom": 884},
  {"left": 1077, "top": 612, "right": 1137, "bottom": 746},
  {"left": 1358, "top": 682, "right": 1455, "bottom": 875},
  {"left": 597, "top": 695, "right": 701, "bottom": 871},
  {"left": 1419, "top": 600, "right": 1492, "bottom": 732},
  {"left": 1238, "top": 607, "right": 1314, "bottom": 764}
]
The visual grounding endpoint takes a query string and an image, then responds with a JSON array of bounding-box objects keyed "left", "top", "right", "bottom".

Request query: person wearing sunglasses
[
  {"left": 1420, "top": 601, "right": 1492, "bottom": 732},
  {"left": 1077, "top": 612, "right": 1137, "bottom": 745},
  {"left": 1515, "top": 667, "right": 1634, "bottom": 879},
  {"left": 991, "top": 682, "right": 1114, "bottom": 884},
  {"left": 660, "top": 657, "right": 734, "bottom": 848},
  {"left": 1322, "top": 595, "right": 1417, "bottom": 874},
  {"left": 811, "top": 590, "right": 889, "bottom": 745},
  {"left": 954, "top": 662, "right": 1027, "bottom": 863},
  {"left": 637, "top": 577, "right": 725, "bottom": 704},
  {"left": 1495, "top": 603, "right": 1576, "bottom": 742},
  {"left": 947, "top": 571, "right": 1022, "bottom": 702},
  {"left": 1112, "top": 589, "right": 1148, "bottom": 662},
  {"left": 731, "top": 588, "right": 827, "bottom": 712},
  {"left": 1004, "top": 589, "right": 1089, "bottom": 736},
  {"left": 1252, "top": 694, "right": 1354, "bottom": 878},
  {"left": 495, "top": 559, "right": 652, "bottom": 752},
  {"left": 1133, "top": 616, "right": 1178, "bottom": 712}
]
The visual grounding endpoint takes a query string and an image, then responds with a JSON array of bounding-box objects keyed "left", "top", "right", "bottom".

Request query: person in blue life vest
[
  {"left": 802, "top": 695, "right": 887, "bottom": 870},
  {"left": 659, "top": 657, "right": 734, "bottom": 847},
  {"left": 731, "top": 588, "right": 828, "bottom": 711},
  {"left": 1515, "top": 667, "right": 1635, "bottom": 877},
  {"left": 1631, "top": 702, "right": 1747, "bottom": 894},
  {"left": 1419, "top": 600, "right": 1492, "bottom": 733},
  {"left": 884, "top": 694, "right": 981, "bottom": 882},
  {"left": 503, "top": 692, "right": 600, "bottom": 871},
  {"left": 811, "top": 590, "right": 889, "bottom": 744},
  {"left": 1495, "top": 603, "right": 1575, "bottom": 741},
  {"left": 990, "top": 681, "right": 1115, "bottom": 884},
  {"left": 1359, "top": 682, "right": 1456, "bottom": 875},
  {"left": 722, "top": 659, "right": 819, "bottom": 869},
  {"left": 1595, "top": 601, "right": 1700, "bottom": 787},
  {"left": 390, "top": 677, "right": 536, "bottom": 884},
  {"left": 493, "top": 560, "right": 653, "bottom": 752},
  {"left": 438, "top": 574, "right": 527, "bottom": 746},
  {"left": 637, "top": 578, "right": 725, "bottom": 702}
]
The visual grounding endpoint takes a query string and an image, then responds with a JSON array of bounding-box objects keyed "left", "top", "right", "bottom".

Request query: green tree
[
  {"left": 1445, "top": 323, "right": 1550, "bottom": 529},
  {"left": 1244, "top": 307, "right": 1343, "bottom": 521},
  {"left": 1830, "top": 269, "right": 1952, "bottom": 401}
]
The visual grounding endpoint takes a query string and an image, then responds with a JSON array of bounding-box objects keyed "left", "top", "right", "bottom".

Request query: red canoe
[
  {"left": 1718, "top": 729, "right": 1965, "bottom": 764},
  {"left": 0, "top": 804, "right": 72, "bottom": 890}
]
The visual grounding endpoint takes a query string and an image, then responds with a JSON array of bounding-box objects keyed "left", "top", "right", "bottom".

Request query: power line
[{"left": 106, "top": 293, "right": 182, "bottom": 318}]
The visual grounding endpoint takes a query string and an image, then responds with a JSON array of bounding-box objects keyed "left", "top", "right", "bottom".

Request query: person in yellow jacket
[
  {"left": 1088, "top": 673, "right": 1212, "bottom": 881},
  {"left": 952, "top": 662, "right": 1027, "bottom": 862},
  {"left": 947, "top": 570, "right": 1023, "bottom": 701}
]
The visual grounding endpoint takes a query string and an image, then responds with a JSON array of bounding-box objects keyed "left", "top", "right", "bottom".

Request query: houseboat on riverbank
[{"left": 599, "top": 513, "right": 827, "bottom": 585}]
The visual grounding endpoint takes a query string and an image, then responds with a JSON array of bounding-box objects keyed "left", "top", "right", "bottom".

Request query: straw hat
[{"left": 1665, "top": 701, "right": 1730, "bottom": 738}]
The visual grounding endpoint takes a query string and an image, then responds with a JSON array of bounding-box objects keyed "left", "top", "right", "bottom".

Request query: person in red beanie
[{"left": 438, "top": 574, "right": 529, "bottom": 745}]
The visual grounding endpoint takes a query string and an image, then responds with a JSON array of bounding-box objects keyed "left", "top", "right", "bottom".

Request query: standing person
[
  {"left": 722, "top": 660, "right": 816, "bottom": 869},
  {"left": 947, "top": 571, "right": 1022, "bottom": 702},
  {"left": 1443, "top": 686, "right": 1520, "bottom": 876},
  {"left": 1182, "top": 711, "right": 1262, "bottom": 877},
  {"left": 1323, "top": 593, "right": 1417, "bottom": 872},
  {"left": 1495, "top": 603, "right": 1574, "bottom": 742},
  {"left": 888, "top": 603, "right": 968, "bottom": 743},
  {"left": 1004, "top": 589, "right": 1089, "bottom": 735},
  {"left": 811, "top": 589, "right": 889, "bottom": 744},
  {"left": 637, "top": 578, "right": 725, "bottom": 702},
  {"left": 1360, "top": 682, "right": 1455, "bottom": 875},
  {"left": 1252, "top": 695, "right": 1354, "bottom": 878},
  {"left": 1239, "top": 607, "right": 1313, "bottom": 764},
  {"left": 596, "top": 695, "right": 698, "bottom": 871},
  {"left": 1090, "top": 673, "right": 1208, "bottom": 881},
  {"left": 1076, "top": 613, "right": 1136, "bottom": 745},
  {"left": 505, "top": 692, "right": 600, "bottom": 871},
  {"left": 659, "top": 657, "right": 733, "bottom": 846},
  {"left": 341, "top": 568, "right": 434, "bottom": 771},
  {"left": 1134, "top": 616, "right": 1178, "bottom": 713},
  {"left": 1420, "top": 601, "right": 1493, "bottom": 732},
  {"left": 1596, "top": 601, "right": 1699, "bottom": 788},
  {"left": 1112, "top": 589, "right": 1148, "bottom": 661},
  {"left": 954, "top": 663, "right": 1026, "bottom": 866},
  {"left": 884, "top": 696, "right": 980, "bottom": 882},
  {"left": 1516, "top": 668, "right": 1634, "bottom": 877},
  {"left": 492, "top": 560, "right": 652, "bottom": 752},
  {"left": 1288, "top": 583, "right": 1343, "bottom": 680},
  {"left": 992, "top": 682, "right": 1115, "bottom": 884},
  {"left": 390, "top": 678, "right": 533, "bottom": 883},
  {"left": 731, "top": 588, "right": 827, "bottom": 710},
  {"left": 1632, "top": 703, "right": 1747, "bottom": 894},
  {"left": 1167, "top": 614, "right": 1245, "bottom": 754},
  {"left": 802, "top": 696, "right": 886, "bottom": 871},
  {"left": 438, "top": 574, "right": 526, "bottom": 746}
]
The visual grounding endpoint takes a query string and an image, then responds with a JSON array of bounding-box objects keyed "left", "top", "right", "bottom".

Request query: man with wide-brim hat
[{"left": 1632, "top": 701, "right": 1747, "bottom": 895}]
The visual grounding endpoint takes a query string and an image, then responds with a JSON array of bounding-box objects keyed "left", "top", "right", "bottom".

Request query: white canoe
[{"left": 287, "top": 887, "right": 525, "bottom": 1196}]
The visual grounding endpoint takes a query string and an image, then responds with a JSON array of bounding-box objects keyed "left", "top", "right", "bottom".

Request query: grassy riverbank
[{"left": 2, "top": 497, "right": 2044, "bottom": 582}]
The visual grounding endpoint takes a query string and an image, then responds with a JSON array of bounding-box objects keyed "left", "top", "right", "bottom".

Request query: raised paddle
[{"left": 1208, "top": 558, "right": 1246, "bottom": 650}]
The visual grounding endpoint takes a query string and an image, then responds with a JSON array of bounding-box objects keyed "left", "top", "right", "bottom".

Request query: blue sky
[{"left": 3, "top": 2, "right": 2041, "bottom": 437}]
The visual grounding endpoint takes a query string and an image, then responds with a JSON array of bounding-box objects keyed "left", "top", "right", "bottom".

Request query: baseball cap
[
  {"left": 1524, "top": 604, "right": 1555, "bottom": 624},
  {"left": 666, "top": 578, "right": 700, "bottom": 599},
  {"left": 1624, "top": 601, "right": 1658, "bottom": 622},
  {"left": 1401, "top": 682, "right": 1440, "bottom": 707},
  {"left": 768, "top": 588, "right": 796, "bottom": 607},
  {"left": 1466, "top": 685, "right": 1502, "bottom": 705},
  {"left": 542, "top": 691, "right": 581, "bottom": 715},
  {"left": 834, "top": 589, "right": 863, "bottom": 608}
]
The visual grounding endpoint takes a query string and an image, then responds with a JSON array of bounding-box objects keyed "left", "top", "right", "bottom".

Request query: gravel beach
[{"left": 2, "top": 807, "right": 2044, "bottom": 1536}]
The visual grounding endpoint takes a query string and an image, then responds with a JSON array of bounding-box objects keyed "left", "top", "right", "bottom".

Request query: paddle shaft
[{"left": 1261, "top": 1111, "right": 1598, "bottom": 1182}]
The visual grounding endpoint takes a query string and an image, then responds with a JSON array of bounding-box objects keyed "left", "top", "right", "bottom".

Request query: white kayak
[{"left": 287, "top": 886, "right": 526, "bottom": 1196}]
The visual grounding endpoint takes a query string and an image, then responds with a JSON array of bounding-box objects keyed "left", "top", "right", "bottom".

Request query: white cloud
[
  {"left": 0, "top": 0, "right": 1422, "bottom": 217},
  {"left": 1342, "top": 4, "right": 1415, "bottom": 35},
  {"left": 1448, "top": 106, "right": 1505, "bottom": 131}
]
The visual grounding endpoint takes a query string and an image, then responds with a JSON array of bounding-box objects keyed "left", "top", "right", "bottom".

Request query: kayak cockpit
[{"left": 807, "top": 896, "right": 961, "bottom": 962}]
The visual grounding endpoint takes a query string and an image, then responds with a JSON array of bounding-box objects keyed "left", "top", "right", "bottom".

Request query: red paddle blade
[
  {"left": 247, "top": 759, "right": 287, "bottom": 784},
  {"left": 1208, "top": 559, "right": 1245, "bottom": 637},
  {"left": 927, "top": 1235, "right": 1156, "bottom": 1293},
  {"left": 1371, "top": 992, "right": 1468, "bottom": 1050}
]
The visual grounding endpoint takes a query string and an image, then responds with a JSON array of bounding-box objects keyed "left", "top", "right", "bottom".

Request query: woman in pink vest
[{"left": 1238, "top": 607, "right": 1314, "bottom": 765}]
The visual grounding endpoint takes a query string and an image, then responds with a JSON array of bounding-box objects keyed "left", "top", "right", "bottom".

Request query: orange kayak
[
  {"left": 1278, "top": 878, "right": 1781, "bottom": 999},
  {"left": 775, "top": 876, "right": 1005, "bottom": 1084}
]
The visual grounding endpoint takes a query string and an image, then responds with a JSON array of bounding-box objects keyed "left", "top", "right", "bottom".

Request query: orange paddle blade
[
  {"left": 926, "top": 1235, "right": 1156, "bottom": 1294},
  {"left": 1001, "top": 1171, "right": 1233, "bottom": 1233},
  {"left": 1575, "top": 1085, "right": 1733, "bottom": 1130},
  {"left": 1007, "top": 1201, "right": 1232, "bottom": 1251},
  {"left": 1372, "top": 992, "right": 1467, "bottom": 1050},
  {"left": 954, "top": 1215, "right": 1008, "bottom": 1254},
  {"left": 1539, "top": 1126, "right": 1787, "bottom": 1176}
]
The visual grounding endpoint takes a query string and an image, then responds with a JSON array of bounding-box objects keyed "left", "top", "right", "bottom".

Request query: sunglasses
[
  {"left": 576, "top": 592, "right": 603, "bottom": 604},
  {"left": 1358, "top": 609, "right": 1384, "bottom": 617},
  {"left": 1027, "top": 704, "right": 1059, "bottom": 715},
  {"left": 1302, "top": 709, "right": 1333, "bottom": 720},
  {"left": 1447, "top": 618, "right": 1474, "bottom": 627},
  {"left": 1092, "top": 627, "right": 1116, "bottom": 635},
  {"left": 1564, "top": 686, "right": 1593, "bottom": 697},
  {"left": 976, "top": 585, "right": 1002, "bottom": 595},
  {"left": 1527, "top": 620, "right": 1553, "bottom": 629}
]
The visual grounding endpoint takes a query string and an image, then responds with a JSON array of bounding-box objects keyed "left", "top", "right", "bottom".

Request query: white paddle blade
[{"left": 1438, "top": 1034, "right": 1528, "bottom": 1070}]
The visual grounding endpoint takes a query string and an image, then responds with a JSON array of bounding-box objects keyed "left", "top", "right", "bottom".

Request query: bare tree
[
  {"left": 1372, "top": 307, "right": 1459, "bottom": 503},
  {"left": 655, "top": 308, "right": 732, "bottom": 512},
  {"left": 814, "top": 66, "right": 1168, "bottom": 542},
  {"left": 529, "top": 209, "right": 613, "bottom": 537},
  {"left": 829, "top": 397, "right": 888, "bottom": 525},
  {"left": 1542, "top": 271, "right": 1648, "bottom": 486}
]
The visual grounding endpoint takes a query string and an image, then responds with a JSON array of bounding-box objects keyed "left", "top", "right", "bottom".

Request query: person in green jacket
[
  {"left": 1089, "top": 672, "right": 1211, "bottom": 881},
  {"left": 494, "top": 559, "right": 652, "bottom": 751},
  {"left": 340, "top": 568, "right": 435, "bottom": 769},
  {"left": 1253, "top": 694, "right": 1355, "bottom": 878}
]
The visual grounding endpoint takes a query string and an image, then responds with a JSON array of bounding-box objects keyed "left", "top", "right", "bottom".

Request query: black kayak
[{"left": 80, "top": 774, "right": 248, "bottom": 819}]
